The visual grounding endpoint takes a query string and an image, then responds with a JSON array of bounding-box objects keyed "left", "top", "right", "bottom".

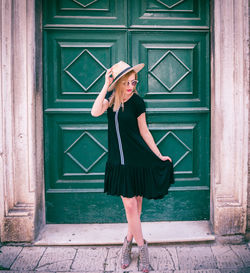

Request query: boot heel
[
  {"left": 121, "top": 236, "right": 133, "bottom": 269},
  {"left": 138, "top": 239, "right": 151, "bottom": 272}
]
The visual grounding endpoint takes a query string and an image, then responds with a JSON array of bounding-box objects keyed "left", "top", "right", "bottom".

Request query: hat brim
[{"left": 107, "top": 63, "right": 145, "bottom": 91}]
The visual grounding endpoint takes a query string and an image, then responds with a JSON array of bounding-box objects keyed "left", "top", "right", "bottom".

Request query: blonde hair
[{"left": 108, "top": 70, "right": 139, "bottom": 112}]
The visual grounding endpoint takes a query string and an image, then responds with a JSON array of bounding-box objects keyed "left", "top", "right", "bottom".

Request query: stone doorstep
[{"left": 34, "top": 220, "right": 215, "bottom": 246}]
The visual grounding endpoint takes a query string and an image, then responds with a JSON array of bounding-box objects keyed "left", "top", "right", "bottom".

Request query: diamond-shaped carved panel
[
  {"left": 64, "top": 49, "right": 107, "bottom": 92},
  {"left": 72, "top": 0, "right": 98, "bottom": 8},
  {"left": 156, "top": 131, "right": 191, "bottom": 169},
  {"left": 149, "top": 50, "right": 191, "bottom": 92},
  {"left": 156, "top": 0, "right": 185, "bottom": 9},
  {"left": 45, "top": 30, "right": 126, "bottom": 107},
  {"left": 131, "top": 31, "right": 209, "bottom": 106},
  {"left": 130, "top": 0, "right": 208, "bottom": 27},
  {"left": 64, "top": 131, "right": 108, "bottom": 173}
]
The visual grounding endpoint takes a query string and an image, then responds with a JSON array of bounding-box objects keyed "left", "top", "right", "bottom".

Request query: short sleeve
[
  {"left": 135, "top": 95, "right": 146, "bottom": 118},
  {"left": 105, "top": 91, "right": 113, "bottom": 102}
]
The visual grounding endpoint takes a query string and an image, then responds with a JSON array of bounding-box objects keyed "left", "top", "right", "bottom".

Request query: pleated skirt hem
[{"left": 104, "top": 160, "right": 174, "bottom": 200}]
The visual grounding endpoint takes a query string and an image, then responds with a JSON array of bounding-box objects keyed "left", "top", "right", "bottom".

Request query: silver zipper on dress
[{"left": 115, "top": 106, "right": 125, "bottom": 165}]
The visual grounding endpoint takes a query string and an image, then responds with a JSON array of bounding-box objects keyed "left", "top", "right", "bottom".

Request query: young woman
[{"left": 91, "top": 61, "right": 174, "bottom": 273}]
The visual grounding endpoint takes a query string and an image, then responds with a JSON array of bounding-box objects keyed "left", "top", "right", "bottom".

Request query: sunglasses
[{"left": 121, "top": 80, "right": 139, "bottom": 87}]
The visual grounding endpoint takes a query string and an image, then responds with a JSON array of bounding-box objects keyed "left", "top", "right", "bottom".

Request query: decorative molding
[
  {"left": 6, "top": 203, "right": 34, "bottom": 217},
  {"left": 72, "top": 0, "right": 98, "bottom": 8},
  {"left": 64, "top": 131, "right": 108, "bottom": 173},
  {"left": 1, "top": 0, "right": 16, "bottom": 219},
  {"left": 63, "top": 49, "right": 107, "bottom": 92},
  {"left": 156, "top": 131, "right": 192, "bottom": 168},
  {"left": 149, "top": 50, "right": 191, "bottom": 92},
  {"left": 156, "top": 0, "right": 185, "bottom": 9}
]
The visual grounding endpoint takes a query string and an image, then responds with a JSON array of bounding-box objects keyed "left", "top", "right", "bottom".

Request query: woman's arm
[
  {"left": 91, "top": 68, "right": 113, "bottom": 117},
  {"left": 137, "top": 113, "right": 172, "bottom": 162},
  {"left": 90, "top": 83, "right": 109, "bottom": 117}
]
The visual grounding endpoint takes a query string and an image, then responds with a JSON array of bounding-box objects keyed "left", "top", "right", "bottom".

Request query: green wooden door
[{"left": 43, "top": 0, "right": 210, "bottom": 223}]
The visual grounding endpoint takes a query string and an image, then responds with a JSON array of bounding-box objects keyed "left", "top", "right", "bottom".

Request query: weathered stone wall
[
  {"left": 248, "top": 94, "right": 250, "bottom": 234},
  {"left": 0, "top": 0, "right": 45, "bottom": 242},
  {"left": 210, "top": 0, "right": 249, "bottom": 239},
  {"left": 246, "top": 1, "right": 250, "bottom": 238},
  {"left": 248, "top": 19, "right": 250, "bottom": 233}
]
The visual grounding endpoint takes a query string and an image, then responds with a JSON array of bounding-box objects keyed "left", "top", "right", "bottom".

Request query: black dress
[{"left": 104, "top": 90, "right": 175, "bottom": 200}]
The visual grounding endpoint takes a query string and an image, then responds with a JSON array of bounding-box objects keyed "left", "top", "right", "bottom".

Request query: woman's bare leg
[
  {"left": 121, "top": 196, "right": 144, "bottom": 246},
  {"left": 136, "top": 195, "right": 143, "bottom": 217},
  {"left": 126, "top": 196, "right": 143, "bottom": 241}
]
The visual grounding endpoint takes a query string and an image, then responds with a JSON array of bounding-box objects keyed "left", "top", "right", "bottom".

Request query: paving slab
[
  {"left": 124, "top": 271, "right": 173, "bottom": 273},
  {"left": 176, "top": 245, "right": 217, "bottom": 270},
  {"left": 211, "top": 245, "right": 244, "bottom": 269},
  {"left": 104, "top": 245, "right": 179, "bottom": 272},
  {"left": 103, "top": 247, "right": 119, "bottom": 271},
  {"left": 0, "top": 246, "right": 22, "bottom": 270},
  {"left": 0, "top": 270, "right": 56, "bottom": 273},
  {"left": 10, "top": 247, "right": 46, "bottom": 271},
  {"left": 71, "top": 247, "right": 107, "bottom": 271},
  {"left": 149, "top": 246, "right": 179, "bottom": 271},
  {"left": 230, "top": 244, "right": 250, "bottom": 267},
  {"left": 35, "top": 247, "right": 76, "bottom": 271},
  {"left": 0, "top": 243, "right": 250, "bottom": 273},
  {"left": 152, "top": 271, "right": 174, "bottom": 273},
  {"left": 60, "top": 270, "right": 104, "bottom": 273},
  {"left": 219, "top": 268, "right": 250, "bottom": 273},
  {"left": 173, "top": 269, "right": 221, "bottom": 273}
]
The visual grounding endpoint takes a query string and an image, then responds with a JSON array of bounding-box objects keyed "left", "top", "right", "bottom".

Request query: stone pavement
[{"left": 0, "top": 241, "right": 250, "bottom": 273}]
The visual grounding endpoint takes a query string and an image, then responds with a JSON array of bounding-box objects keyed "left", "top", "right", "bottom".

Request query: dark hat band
[{"left": 113, "top": 66, "right": 132, "bottom": 82}]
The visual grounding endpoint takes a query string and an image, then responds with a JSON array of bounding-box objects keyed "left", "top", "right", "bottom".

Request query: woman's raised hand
[{"left": 105, "top": 68, "right": 114, "bottom": 89}]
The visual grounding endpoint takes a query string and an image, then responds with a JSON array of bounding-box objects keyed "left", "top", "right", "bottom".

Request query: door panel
[
  {"left": 43, "top": 0, "right": 210, "bottom": 223},
  {"left": 129, "top": 30, "right": 210, "bottom": 206},
  {"left": 147, "top": 113, "right": 210, "bottom": 188},
  {"left": 130, "top": 30, "right": 210, "bottom": 108},
  {"left": 44, "top": 29, "right": 127, "bottom": 108},
  {"left": 45, "top": 113, "right": 108, "bottom": 188},
  {"left": 43, "top": 0, "right": 127, "bottom": 27},
  {"left": 129, "top": 0, "right": 209, "bottom": 27}
]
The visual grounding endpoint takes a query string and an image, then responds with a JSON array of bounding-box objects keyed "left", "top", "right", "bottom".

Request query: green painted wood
[
  {"left": 44, "top": 112, "right": 209, "bottom": 190},
  {"left": 129, "top": 0, "right": 209, "bottom": 28},
  {"left": 43, "top": 0, "right": 127, "bottom": 27},
  {"left": 46, "top": 190, "right": 209, "bottom": 223},
  {"left": 43, "top": 0, "right": 210, "bottom": 224},
  {"left": 43, "top": 29, "right": 127, "bottom": 108},
  {"left": 43, "top": 0, "right": 209, "bottom": 28},
  {"left": 129, "top": 30, "right": 210, "bottom": 108}
]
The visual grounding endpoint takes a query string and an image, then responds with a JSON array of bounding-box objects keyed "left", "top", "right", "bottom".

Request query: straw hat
[{"left": 108, "top": 61, "right": 145, "bottom": 91}]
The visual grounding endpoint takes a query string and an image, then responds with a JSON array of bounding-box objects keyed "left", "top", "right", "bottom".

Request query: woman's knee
[{"left": 121, "top": 196, "right": 138, "bottom": 214}]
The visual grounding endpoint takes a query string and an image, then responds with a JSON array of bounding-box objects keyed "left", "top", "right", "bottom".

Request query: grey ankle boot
[
  {"left": 138, "top": 239, "right": 150, "bottom": 272},
  {"left": 121, "top": 236, "right": 133, "bottom": 269}
]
